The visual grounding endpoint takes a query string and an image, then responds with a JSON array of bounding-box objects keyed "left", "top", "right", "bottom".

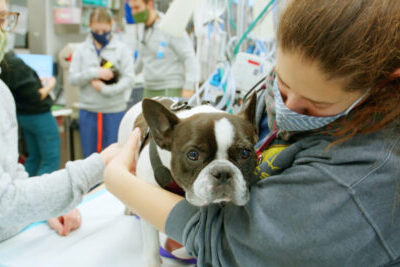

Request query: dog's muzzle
[{"left": 186, "top": 160, "right": 249, "bottom": 206}]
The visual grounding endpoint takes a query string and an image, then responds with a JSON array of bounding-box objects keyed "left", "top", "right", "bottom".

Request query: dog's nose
[{"left": 213, "top": 171, "right": 232, "bottom": 183}]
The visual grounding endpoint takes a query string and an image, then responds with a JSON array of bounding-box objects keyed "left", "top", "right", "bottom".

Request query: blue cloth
[
  {"left": 256, "top": 113, "right": 270, "bottom": 147},
  {"left": 17, "top": 112, "right": 60, "bottom": 176},
  {"left": 79, "top": 109, "right": 124, "bottom": 158}
]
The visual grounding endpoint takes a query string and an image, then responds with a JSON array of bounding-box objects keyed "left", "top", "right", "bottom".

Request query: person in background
[
  {"left": 0, "top": 50, "right": 60, "bottom": 177},
  {"left": 0, "top": 1, "right": 120, "bottom": 241},
  {"left": 69, "top": 8, "right": 134, "bottom": 158},
  {"left": 128, "top": 0, "right": 199, "bottom": 99},
  {"left": 104, "top": 0, "right": 400, "bottom": 266}
]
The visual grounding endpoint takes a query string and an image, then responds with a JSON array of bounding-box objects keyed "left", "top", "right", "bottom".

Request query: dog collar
[{"left": 149, "top": 138, "right": 185, "bottom": 196}]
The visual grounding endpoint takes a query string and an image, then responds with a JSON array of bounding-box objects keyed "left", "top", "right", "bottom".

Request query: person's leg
[
  {"left": 79, "top": 109, "right": 98, "bottom": 158},
  {"left": 35, "top": 112, "right": 61, "bottom": 175},
  {"left": 102, "top": 111, "right": 125, "bottom": 148},
  {"left": 17, "top": 114, "right": 40, "bottom": 176}
]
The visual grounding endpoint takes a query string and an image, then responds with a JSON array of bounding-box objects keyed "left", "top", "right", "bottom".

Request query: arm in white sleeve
[
  {"left": 68, "top": 47, "right": 99, "bottom": 87},
  {"left": 169, "top": 33, "right": 199, "bottom": 90},
  {"left": 0, "top": 154, "right": 104, "bottom": 229}
]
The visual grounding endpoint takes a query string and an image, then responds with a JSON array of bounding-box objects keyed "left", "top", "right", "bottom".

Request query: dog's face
[{"left": 142, "top": 95, "right": 258, "bottom": 206}]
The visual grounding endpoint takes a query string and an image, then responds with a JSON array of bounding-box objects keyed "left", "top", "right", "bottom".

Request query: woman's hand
[
  {"left": 100, "top": 143, "right": 123, "bottom": 165},
  {"left": 38, "top": 77, "right": 57, "bottom": 100},
  {"left": 40, "top": 76, "right": 57, "bottom": 89},
  {"left": 106, "top": 128, "right": 141, "bottom": 175},
  {"left": 47, "top": 208, "right": 81, "bottom": 236},
  {"left": 91, "top": 79, "right": 105, "bottom": 92},
  {"left": 98, "top": 67, "right": 114, "bottom": 81},
  {"left": 104, "top": 127, "right": 182, "bottom": 232}
]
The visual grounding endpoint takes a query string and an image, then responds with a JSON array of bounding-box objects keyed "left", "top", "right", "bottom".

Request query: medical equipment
[
  {"left": 233, "top": 0, "right": 275, "bottom": 56},
  {"left": 252, "top": 0, "right": 275, "bottom": 41},
  {"left": 188, "top": 0, "right": 278, "bottom": 110},
  {"left": 231, "top": 52, "right": 273, "bottom": 94},
  {"left": 159, "top": 0, "right": 201, "bottom": 37},
  {"left": 189, "top": 61, "right": 238, "bottom": 114}
]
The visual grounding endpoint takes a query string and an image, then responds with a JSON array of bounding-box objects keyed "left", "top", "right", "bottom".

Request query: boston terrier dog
[{"left": 117, "top": 94, "right": 258, "bottom": 267}]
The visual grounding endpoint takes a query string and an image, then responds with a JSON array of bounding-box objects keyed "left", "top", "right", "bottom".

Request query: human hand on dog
[
  {"left": 98, "top": 67, "right": 114, "bottom": 81},
  {"left": 47, "top": 208, "right": 81, "bottom": 236},
  {"left": 108, "top": 127, "right": 141, "bottom": 175},
  {"left": 91, "top": 79, "right": 105, "bottom": 92},
  {"left": 100, "top": 143, "right": 123, "bottom": 165}
]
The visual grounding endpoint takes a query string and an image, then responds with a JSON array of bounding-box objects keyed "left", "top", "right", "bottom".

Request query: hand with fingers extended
[{"left": 105, "top": 128, "right": 141, "bottom": 176}]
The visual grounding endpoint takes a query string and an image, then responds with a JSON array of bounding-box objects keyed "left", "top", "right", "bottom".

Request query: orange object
[
  {"left": 97, "top": 113, "right": 103, "bottom": 153},
  {"left": 165, "top": 238, "right": 184, "bottom": 253}
]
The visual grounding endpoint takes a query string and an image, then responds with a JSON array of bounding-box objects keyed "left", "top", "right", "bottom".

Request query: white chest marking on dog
[{"left": 214, "top": 118, "right": 234, "bottom": 160}]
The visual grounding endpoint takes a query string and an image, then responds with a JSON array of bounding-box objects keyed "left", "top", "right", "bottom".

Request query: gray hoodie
[
  {"left": 135, "top": 13, "right": 199, "bottom": 91},
  {"left": 0, "top": 80, "right": 105, "bottom": 241},
  {"left": 165, "top": 93, "right": 400, "bottom": 266},
  {"left": 69, "top": 35, "right": 135, "bottom": 113}
]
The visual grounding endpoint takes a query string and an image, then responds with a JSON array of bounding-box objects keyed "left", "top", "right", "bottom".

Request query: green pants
[{"left": 143, "top": 88, "right": 182, "bottom": 98}]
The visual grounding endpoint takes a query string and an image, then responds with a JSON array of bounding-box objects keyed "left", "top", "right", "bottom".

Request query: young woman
[
  {"left": 69, "top": 8, "right": 135, "bottom": 158},
  {"left": 105, "top": 0, "right": 400, "bottom": 266}
]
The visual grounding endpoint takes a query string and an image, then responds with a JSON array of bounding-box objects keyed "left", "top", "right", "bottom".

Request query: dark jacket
[{"left": 0, "top": 51, "right": 53, "bottom": 115}]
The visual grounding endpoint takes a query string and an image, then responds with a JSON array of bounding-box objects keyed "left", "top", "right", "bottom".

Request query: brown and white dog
[{"left": 117, "top": 95, "right": 258, "bottom": 267}]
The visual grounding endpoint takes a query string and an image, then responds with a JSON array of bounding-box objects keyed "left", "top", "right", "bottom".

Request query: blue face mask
[
  {"left": 91, "top": 31, "right": 111, "bottom": 47},
  {"left": 273, "top": 77, "right": 368, "bottom": 132}
]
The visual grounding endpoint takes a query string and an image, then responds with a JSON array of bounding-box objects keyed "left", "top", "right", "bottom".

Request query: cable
[
  {"left": 233, "top": 0, "right": 275, "bottom": 56},
  {"left": 227, "top": 0, "right": 237, "bottom": 31}
]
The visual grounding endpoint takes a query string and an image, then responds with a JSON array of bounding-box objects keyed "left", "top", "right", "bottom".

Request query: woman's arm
[
  {"left": 68, "top": 46, "right": 99, "bottom": 87},
  {"left": 104, "top": 128, "right": 183, "bottom": 232},
  {"left": 100, "top": 43, "right": 135, "bottom": 97}
]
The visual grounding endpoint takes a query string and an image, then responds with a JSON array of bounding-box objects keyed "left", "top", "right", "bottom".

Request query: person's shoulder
[
  {"left": 111, "top": 38, "right": 131, "bottom": 52},
  {"left": 299, "top": 129, "right": 399, "bottom": 159},
  {"left": 0, "top": 51, "right": 31, "bottom": 78},
  {"left": 3, "top": 51, "right": 25, "bottom": 66},
  {"left": 296, "top": 130, "right": 400, "bottom": 184},
  {"left": 75, "top": 37, "right": 92, "bottom": 51}
]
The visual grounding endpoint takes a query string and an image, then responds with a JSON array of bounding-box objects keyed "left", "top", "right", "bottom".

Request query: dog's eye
[
  {"left": 240, "top": 149, "right": 251, "bottom": 159},
  {"left": 187, "top": 150, "right": 200, "bottom": 161}
]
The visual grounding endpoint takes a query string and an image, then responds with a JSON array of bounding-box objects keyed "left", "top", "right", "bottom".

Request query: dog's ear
[
  {"left": 237, "top": 93, "right": 257, "bottom": 127},
  {"left": 142, "top": 98, "right": 180, "bottom": 150}
]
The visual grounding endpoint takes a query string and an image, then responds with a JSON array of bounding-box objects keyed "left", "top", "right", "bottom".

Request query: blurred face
[
  {"left": 89, "top": 21, "right": 111, "bottom": 35},
  {"left": 128, "top": 0, "right": 149, "bottom": 15},
  {"left": 275, "top": 49, "right": 365, "bottom": 117}
]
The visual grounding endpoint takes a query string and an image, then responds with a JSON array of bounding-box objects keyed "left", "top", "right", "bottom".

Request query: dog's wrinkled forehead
[{"left": 172, "top": 113, "right": 254, "bottom": 154}]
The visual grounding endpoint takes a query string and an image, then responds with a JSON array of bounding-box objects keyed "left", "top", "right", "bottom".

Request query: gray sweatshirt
[
  {"left": 135, "top": 13, "right": 199, "bottom": 91},
  {"left": 165, "top": 100, "right": 400, "bottom": 266},
  {"left": 0, "top": 80, "right": 105, "bottom": 241},
  {"left": 69, "top": 35, "right": 135, "bottom": 113}
]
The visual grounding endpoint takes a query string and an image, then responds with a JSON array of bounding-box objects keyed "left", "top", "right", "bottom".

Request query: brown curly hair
[{"left": 278, "top": 0, "right": 400, "bottom": 141}]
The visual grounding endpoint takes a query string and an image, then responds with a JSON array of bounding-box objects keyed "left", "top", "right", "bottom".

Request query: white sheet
[{"left": 0, "top": 189, "right": 193, "bottom": 267}]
